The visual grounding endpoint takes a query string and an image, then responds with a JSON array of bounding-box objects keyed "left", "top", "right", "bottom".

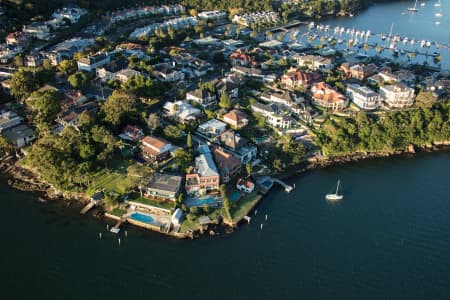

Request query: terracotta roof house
[
  {"left": 223, "top": 109, "right": 249, "bottom": 129},
  {"left": 212, "top": 146, "right": 242, "bottom": 183},
  {"left": 229, "top": 51, "right": 256, "bottom": 67},
  {"left": 236, "top": 178, "right": 255, "bottom": 193},
  {"left": 141, "top": 136, "right": 172, "bottom": 162},
  {"left": 311, "top": 82, "right": 347, "bottom": 111},
  {"left": 121, "top": 124, "right": 144, "bottom": 142},
  {"left": 281, "top": 67, "right": 317, "bottom": 89},
  {"left": 340, "top": 63, "right": 377, "bottom": 80}
]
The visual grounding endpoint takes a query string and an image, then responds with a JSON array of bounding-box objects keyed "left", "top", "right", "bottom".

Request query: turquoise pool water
[
  {"left": 230, "top": 191, "right": 241, "bottom": 202},
  {"left": 130, "top": 212, "right": 154, "bottom": 224},
  {"left": 194, "top": 197, "right": 216, "bottom": 206}
]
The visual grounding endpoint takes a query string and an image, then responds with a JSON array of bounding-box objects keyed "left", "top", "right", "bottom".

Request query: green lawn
[
  {"left": 127, "top": 193, "right": 175, "bottom": 210},
  {"left": 108, "top": 207, "right": 128, "bottom": 217},
  {"left": 230, "top": 191, "right": 263, "bottom": 224},
  {"left": 86, "top": 160, "right": 151, "bottom": 196}
]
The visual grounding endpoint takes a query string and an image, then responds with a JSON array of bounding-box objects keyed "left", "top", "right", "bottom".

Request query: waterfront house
[
  {"left": 186, "top": 89, "right": 217, "bottom": 110},
  {"left": 380, "top": 83, "right": 415, "bottom": 109},
  {"left": 198, "top": 119, "right": 227, "bottom": 138},
  {"left": 145, "top": 173, "right": 182, "bottom": 202},
  {"left": 163, "top": 100, "right": 201, "bottom": 123},
  {"left": 281, "top": 67, "right": 318, "bottom": 89},
  {"left": 311, "top": 82, "right": 347, "bottom": 111},
  {"left": 1, "top": 124, "right": 36, "bottom": 148},
  {"left": 212, "top": 146, "right": 242, "bottom": 183},
  {"left": 222, "top": 109, "right": 249, "bottom": 129},
  {"left": 77, "top": 52, "right": 112, "bottom": 72},
  {"left": 236, "top": 178, "right": 255, "bottom": 193},
  {"left": 185, "top": 145, "right": 220, "bottom": 194},
  {"left": 141, "top": 136, "right": 172, "bottom": 162},
  {"left": 232, "top": 11, "right": 279, "bottom": 27},
  {"left": 0, "top": 111, "right": 24, "bottom": 132},
  {"left": 346, "top": 84, "right": 382, "bottom": 110}
]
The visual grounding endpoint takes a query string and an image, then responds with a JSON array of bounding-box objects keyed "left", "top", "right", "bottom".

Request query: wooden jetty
[
  {"left": 80, "top": 202, "right": 95, "bottom": 215},
  {"left": 110, "top": 218, "right": 124, "bottom": 234},
  {"left": 272, "top": 178, "right": 294, "bottom": 193}
]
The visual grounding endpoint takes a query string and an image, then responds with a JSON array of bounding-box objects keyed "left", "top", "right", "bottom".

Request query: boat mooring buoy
[{"left": 99, "top": 232, "right": 102, "bottom": 239}]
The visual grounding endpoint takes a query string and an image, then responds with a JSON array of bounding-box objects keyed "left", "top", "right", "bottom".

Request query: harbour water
[
  {"left": 277, "top": 0, "right": 450, "bottom": 69},
  {"left": 2, "top": 2, "right": 450, "bottom": 298},
  {"left": 2, "top": 151, "right": 450, "bottom": 299}
]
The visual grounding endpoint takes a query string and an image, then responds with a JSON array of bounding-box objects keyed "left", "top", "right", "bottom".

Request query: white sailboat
[
  {"left": 325, "top": 180, "right": 344, "bottom": 201},
  {"left": 434, "top": 0, "right": 441, "bottom": 7},
  {"left": 408, "top": 0, "right": 419, "bottom": 12}
]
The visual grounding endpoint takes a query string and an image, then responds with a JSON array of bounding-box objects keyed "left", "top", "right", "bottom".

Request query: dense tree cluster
[
  {"left": 316, "top": 104, "right": 450, "bottom": 155},
  {"left": 25, "top": 124, "right": 121, "bottom": 189}
]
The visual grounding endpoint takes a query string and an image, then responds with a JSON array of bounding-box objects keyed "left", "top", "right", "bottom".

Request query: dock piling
[
  {"left": 260, "top": 224, "right": 263, "bottom": 230},
  {"left": 118, "top": 238, "right": 121, "bottom": 246}
]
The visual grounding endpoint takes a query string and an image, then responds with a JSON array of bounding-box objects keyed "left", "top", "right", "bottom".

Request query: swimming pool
[
  {"left": 130, "top": 212, "right": 155, "bottom": 224},
  {"left": 194, "top": 197, "right": 216, "bottom": 206}
]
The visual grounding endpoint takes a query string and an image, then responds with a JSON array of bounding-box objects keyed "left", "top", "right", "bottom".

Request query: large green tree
[
  {"left": 10, "top": 69, "right": 38, "bottom": 100},
  {"left": 102, "top": 90, "right": 138, "bottom": 128}
]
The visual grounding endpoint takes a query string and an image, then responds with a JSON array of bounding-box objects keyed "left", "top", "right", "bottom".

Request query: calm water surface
[
  {"left": 2, "top": 2, "right": 450, "bottom": 299},
  {"left": 1, "top": 151, "right": 450, "bottom": 299}
]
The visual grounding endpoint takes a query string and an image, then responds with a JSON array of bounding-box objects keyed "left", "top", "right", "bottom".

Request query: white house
[
  {"left": 267, "top": 114, "right": 293, "bottom": 129},
  {"left": 380, "top": 83, "right": 415, "bottom": 109},
  {"left": 77, "top": 52, "right": 112, "bottom": 72},
  {"left": 163, "top": 101, "right": 201, "bottom": 123},
  {"left": 198, "top": 119, "right": 227, "bottom": 137},
  {"left": 346, "top": 84, "right": 382, "bottom": 110}
]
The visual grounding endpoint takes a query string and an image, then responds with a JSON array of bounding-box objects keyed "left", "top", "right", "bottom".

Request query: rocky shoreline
[{"left": 1, "top": 141, "right": 449, "bottom": 239}]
